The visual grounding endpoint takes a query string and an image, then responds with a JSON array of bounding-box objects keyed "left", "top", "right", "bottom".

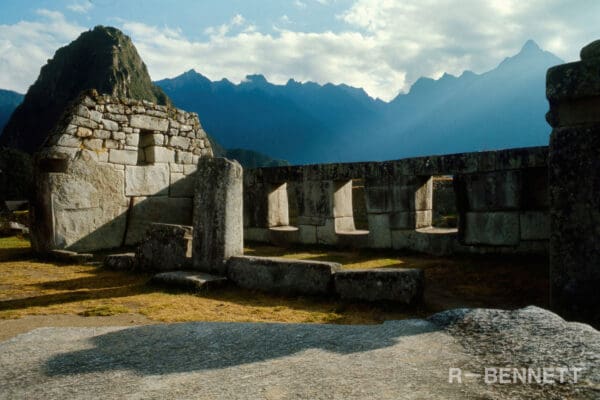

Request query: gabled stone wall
[{"left": 31, "top": 90, "right": 213, "bottom": 252}]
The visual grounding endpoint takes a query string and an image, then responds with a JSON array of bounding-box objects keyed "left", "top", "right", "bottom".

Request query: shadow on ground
[{"left": 44, "top": 319, "right": 439, "bottom": 376}]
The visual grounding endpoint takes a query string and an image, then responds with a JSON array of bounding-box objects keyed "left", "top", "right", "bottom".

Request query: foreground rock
[
  {"left": 0, "top": 306, "right": 597, "bottom": 399},
  {"left": 151, "top": 271, "right": 227, "bottom": 291}
]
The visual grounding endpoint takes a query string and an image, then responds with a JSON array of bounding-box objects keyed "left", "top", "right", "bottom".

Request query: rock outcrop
[{"left": 0, "top": 26, "right": 169, "bottom": 153}]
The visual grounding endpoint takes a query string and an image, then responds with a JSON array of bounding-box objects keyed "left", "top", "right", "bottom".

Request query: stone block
[
  {"left": 170, "top": 173, "right": 195, "bottom": 197},
  {"left": 303, "top": 180, "right": 333, "bottom": 218},
  {"left": 151, "top": 271, "right": 227, "bottom": 291},
  {"left": 109, "top": 149, "right": 138, "bottom": 165},
  {"left": 94, "top": 129, "right": 111, "bottom": 139},
  {"left": 317, "top": 218, "right": 337, "bottom": 245},
  {"left": 298, "top": 225, "right": 317, "bottom": 244},
  {"left": 176, "top": 151, "right": 193, "bottom": 164},
  {"left": 170, "top": 135, "right": 191, "bottom": 149},
  {"left": 125, "top": 197, "right": 193, "bottom": 245},
  {"left": 463, "top": 212, "right": 519, "bottom": 246},
  {"left": 83, "top": 138, "right": 103, "bottom": 150},
  {"left": 389, "top": 210, "right": 431, "bottom": 230},
  {"left": 365, "top": 186, "right": 392, "bottom": 213},
  {"left": 462, "top": 171, "right": 521, "bottom": 211},
  {"left": 76, "top": 127, "right": 93, "bottom": 138},
  {"left": 130, "top": 114, "right": 169, "bottom": 132},
  {"left": 57, "top": 135, "right": 81, "bottom": 148},
  {"left": 244, "top": 227, "right": 270, "bottom": 242},
  {"left": 145, "top": 146, "right": 174, "bottom": 163},
  {"left": 125, "top": 164, "right": 170, "bottom": 196},
  {"left": 136, "top": 223, "right": 192, "bottom": 271},
  {"left": 103, "top": 253, "right": 138, "bottom": 271},
  {"left": 140, "top": 133, "right": 164, "bottom": 147},
  {"left": 101, "top": 119, "right": 119, "bottom": 131},
  {"left": 520, "top": 211, "right": 549, "bottom": 240},
  {"left": 227, "top": 256, "right": 341, "bottom": 295},
  {"left": 391, "top": 228, "right": 457, "bottom": 255},
  {"left": 367, "top": 214, "right": 391, "bottom": 248},
  {"left": 334, "top": 268, "right": 424, "bottom": 304},
  {"left": 333, "top": 180, "right": 353, "bottom": 218},
  {"left": 126, "top": 133, "right": 140, "bottom": 147},
  {"left": 193, "top": 158, "right": 243, "bottom": 275}
]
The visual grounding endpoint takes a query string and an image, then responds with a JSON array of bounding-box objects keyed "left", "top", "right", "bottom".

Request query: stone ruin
[
  {"left": 30, "top": 90, "right": 212, "bottom": 252},
  {"left": 26, "top": 41, "right": 600, "bottom": 323}
]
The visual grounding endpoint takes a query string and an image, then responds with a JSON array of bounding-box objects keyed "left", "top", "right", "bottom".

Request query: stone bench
[
  {"left": 227, "top": 256, "right": 341, "bottom": 295},
  {"left": 334, "top": 268, "right": 424, "bottom": 304}
]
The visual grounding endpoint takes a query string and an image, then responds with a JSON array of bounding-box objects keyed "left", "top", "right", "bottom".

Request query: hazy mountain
[
  {"left": 0, "top": 90, "right": 23, "bottom": 133},
  {"left": 157, "top": 40, "right": 563, "bottom": 164},
  {"left": 156, "top": 71, "right": 386, "bottom": 164},
  {"left": 0, "top": 26, "right": 169, "bottom": 153}
]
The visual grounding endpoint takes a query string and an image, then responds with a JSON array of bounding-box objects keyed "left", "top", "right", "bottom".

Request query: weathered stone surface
[
  {"left": 136, "top": 223, "right": 192, "bottom": 271},
  {"left": 3, "top": 307, "right": 595, "bottom": 399},
  {"left": 103, "top": 253, "right": 137, "bottom": 271},
  {"left": 108, "top": 149, "right": 138, "bottom": 165},
  {"left": 125, "top": 197, "right": 193, "bottom": 245},
  {"left": 47, "top": 249, "right": 93, "bottom": 264},
  {"left": 151, "top": 271, "right": 227, "bottom": 291},
  {"left": 125, "top": 164, "right": 169, "bottom": 196},
  {"left": 227, "top": 256, "right": 340, "bottom": 295},
  {"left": 169, "top": 173, "right": 195, "bottom": 197},
  {"left": 145, "top": 146, "right": 174, "bottom": 163},
  {"left": 520, "top": 211, "right": 549, "bottom": 241},
  {"left": 334, "top": 268, "right": 424, "bottom": 303},
  {"left": 581, "top": 39, "right": 600, "bottom": 60},
  {"left": 366, "top": 214, "right": 391, "bottom": 248},
  {"left": 129, "top": 114, "right": 169, "bottom": 132},
  {"left": 193, "top": 158, "right": 243, "bottom": 275},
  {"left": 392, "top": 228, "right": 457, "bottom": 256},
  {"left": 30, "top": 156, "right": 128, "bottom": 252},
  {"left": 463, "top": 212, "right": 519, "bottom": 246}
]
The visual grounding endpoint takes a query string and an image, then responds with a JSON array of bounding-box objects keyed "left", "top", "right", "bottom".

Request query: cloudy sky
[{"left": 0, "top": 0, "right": 598, "bottom": 101}]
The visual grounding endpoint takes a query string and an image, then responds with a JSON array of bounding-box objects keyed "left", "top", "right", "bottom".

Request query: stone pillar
[
  {"left": 193, "top": 157, "right": 243, "bottom": 275},
  {"left": 547, "top": 40, "right": 600, "bottom": 323}
]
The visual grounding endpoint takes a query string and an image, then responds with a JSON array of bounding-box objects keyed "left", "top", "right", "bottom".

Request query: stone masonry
[
  {"left": 547, "top": 39, "right": 600, "bottom": 323},
  {"left": 30, "top": 90, "right": 213, "bottom": 252}
]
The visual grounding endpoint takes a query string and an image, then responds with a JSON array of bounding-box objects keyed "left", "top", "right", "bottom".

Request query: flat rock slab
[
  {"left": 151, "top": 271, "right": 227, "bottom": 291},
  {"left": 334, "top": 268, "right": 424, "bottom": 304},
  {"left": 0, "top": 307, "right": 597, "bottom": 399},
  {"left": 227, "top": 255, "right": 341, "bottom": 295},
  {"left": 47, "top": 249, "right": 93, "bottom": 264}
]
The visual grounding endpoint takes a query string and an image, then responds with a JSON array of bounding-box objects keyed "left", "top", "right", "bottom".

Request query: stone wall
[
  {"left": 244, "top": 146, "right": 549, "bottom": 255},
  {"left": 30, "top": 90, "right": 213, "bottom": 252},
  {"left": 547, "top": 40, "right": 600, "bottom": 322}
]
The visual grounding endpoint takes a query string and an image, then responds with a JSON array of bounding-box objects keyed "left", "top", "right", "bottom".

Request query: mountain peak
[
  {"left": 0, "top": 25, "right": 169, "bottom": 153},
  {"left": 245, "top": 74, "right": 268, "bottom": 85},
  {"left": 520, "top": 39, "right": 542, "bottom": 54}
]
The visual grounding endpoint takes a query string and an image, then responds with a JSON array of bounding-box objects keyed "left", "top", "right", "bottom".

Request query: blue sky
[{"left": 1, "top": 0, "right": 599, "bottom": 100}]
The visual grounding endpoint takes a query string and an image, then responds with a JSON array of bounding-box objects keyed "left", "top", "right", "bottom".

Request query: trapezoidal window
[
  {"left": 431, "top": 175, "right": 458, "bottom": 230},
  {"left": 334, "top": 179, "right": 369, "bottom": 235},
  {"left": 267, "top": 182, "right": 298, "bottom": 231},
  {"left": 138, "top": 129, "right": 154, "bottom": 165}
]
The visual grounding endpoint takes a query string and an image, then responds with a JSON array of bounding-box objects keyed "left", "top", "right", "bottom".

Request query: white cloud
[
  {"left": 0, "top": 10, "right": 84, "bottom": 93},
  {"left": 67, "top": 1, "right": 93, "bottom": 14},
  {"left": 1, "top": 1, "right": 600, "bottom": 101}
]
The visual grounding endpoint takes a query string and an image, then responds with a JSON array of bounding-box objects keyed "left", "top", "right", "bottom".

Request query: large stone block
[
  {"left": 136, "top": 223, "right": 192, "bottom": 271},
  {"left": 130, "top": 114, "right": 169, "bottom": 132},
  {"left": 302, "top": 180, "right": 333, "bottom": 218},
  {"left": 31, "top": 157, "right": 129, "bottom": 252},
  {"left": 109, "top": 149, "right": 138, "bottom": 165},
  {"left": 461, "top": 171, "right": 521, "bottom": 211},
  {"left": 193, "top": 157, "right": 243, "bottom": 275},
  {"left": 125, "top": 164, "right": 169, "bottom": 196},
  {"left": 170, "top": 172, "right": 195, "bottom": 197},
  {"left": 334, "top": 268, "right": 424, "bottom": 304},
  {"left": 125, "top": 196, "right": 193, "bottom": 245},
  {"left": 227, "top": 256, "right": 341, "bottom": 295},
  {"left": 463, "top": 212, "right": 519, "bottom": 246},
  {"left": 145, "top": 146, "right": 175, "bottom": 163}
]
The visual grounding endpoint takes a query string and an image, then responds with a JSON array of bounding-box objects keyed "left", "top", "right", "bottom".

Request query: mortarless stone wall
[{"left": 30, "top": 90, "right": 213, "bottom": 252}]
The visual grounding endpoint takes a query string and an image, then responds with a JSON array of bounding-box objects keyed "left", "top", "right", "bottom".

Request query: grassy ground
[{"left": 0, "top": 236, "right": 548, "bottom": 325}]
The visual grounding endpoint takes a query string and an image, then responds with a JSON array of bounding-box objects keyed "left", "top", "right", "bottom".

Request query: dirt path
[{"left": 0, "top": 313, "right": 156, "bottom": 341}]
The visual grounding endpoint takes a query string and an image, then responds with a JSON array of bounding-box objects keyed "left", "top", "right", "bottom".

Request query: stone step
[
  {"left": 103, "top": 253, "right": 138, "bottom": 271},
  {"left": 333, "top": 268, "right": 424, "bottom": 304},
  {"left": 47, "top": 249, "right": 94, "bottom": 264},
  {"left": 151, "top": 271, "right": 227, "bottom": 291}
]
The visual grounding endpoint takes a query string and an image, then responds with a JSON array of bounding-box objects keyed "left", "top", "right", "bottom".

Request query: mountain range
[{"left": 0, "top": 39, "right": 563, "bottom": 165}]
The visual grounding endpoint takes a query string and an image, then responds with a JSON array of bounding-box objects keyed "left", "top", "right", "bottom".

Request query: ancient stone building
[{"left": 30, "top": 90, "right": 212, "bottom": 252}]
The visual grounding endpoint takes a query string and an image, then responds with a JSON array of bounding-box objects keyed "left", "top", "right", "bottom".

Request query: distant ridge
[{"left": 156, "top": 40, "right": 564, "bottom": 164}]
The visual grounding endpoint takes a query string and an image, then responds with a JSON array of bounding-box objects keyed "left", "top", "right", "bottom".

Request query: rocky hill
[{"left": 0, "top": 26, "right": 170, "bottom": 153}]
